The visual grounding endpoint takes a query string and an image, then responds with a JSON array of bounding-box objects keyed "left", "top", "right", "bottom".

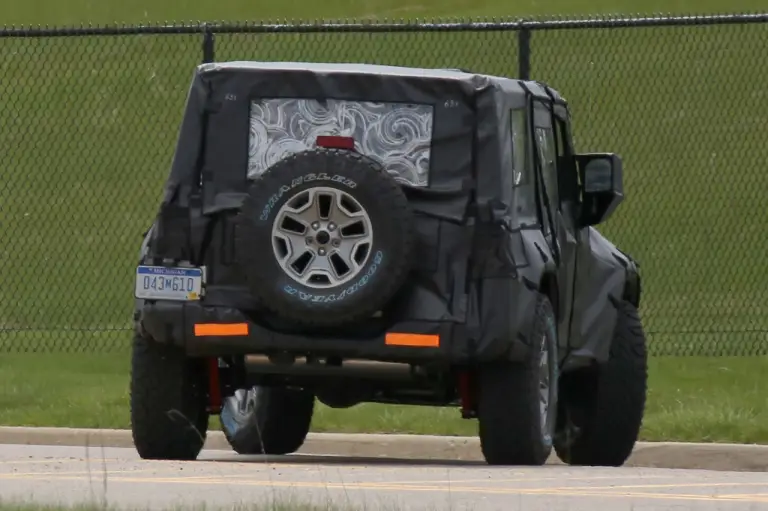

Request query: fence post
[
  {"left": 202, "top": 23, "right": 216, "bottom": 64},
  {"left": 518, "top": 24, "right": 531, "bottom": 80}
]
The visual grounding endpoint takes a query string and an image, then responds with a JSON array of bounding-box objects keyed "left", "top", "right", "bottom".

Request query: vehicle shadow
[{"left": 198, "top": 453, "right": 488, "bottom": 467}]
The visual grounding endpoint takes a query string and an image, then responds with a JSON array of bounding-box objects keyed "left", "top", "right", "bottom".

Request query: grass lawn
[
  {"left": 1, "top": 352, "right": 765, "bottom": 445},
  {"left": 2, "top": 0, "right": 767, "bottom": 26},
  {"left": 0, "top": 0, "right": 767, "bottom": 451},
  {"left": 2, "top": 0, "right": 768, "bottom": 358}
]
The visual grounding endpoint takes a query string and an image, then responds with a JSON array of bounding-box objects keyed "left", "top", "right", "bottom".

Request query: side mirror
[{"left": 575, "top": 153, "right": 624, "bottom": 227}]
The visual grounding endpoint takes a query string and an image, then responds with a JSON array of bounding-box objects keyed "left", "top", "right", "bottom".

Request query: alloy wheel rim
[{"left": 271, "top": 186, "right": 373, "bottom": 289}]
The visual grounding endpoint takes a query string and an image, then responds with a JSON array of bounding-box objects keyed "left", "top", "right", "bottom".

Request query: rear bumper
[
  {"left": 139, "top": 300, "right": 469, "bottom": 363},
  {"left": 136, "top": 300, "right": 530, "bottom": 365}
]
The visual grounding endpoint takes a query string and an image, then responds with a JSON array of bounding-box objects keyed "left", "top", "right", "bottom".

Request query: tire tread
[
  {"left": 130, "top": 333, "right": 209, "bottom": 460},
  {"left": 222, "top": 388, "right": 315, "bottom": 455},
  {"left": 555, "top": 300, "right": 648, "bottom": 466},
  {"left": 477, "top": 294, "right": 557, "bottom": 466}
]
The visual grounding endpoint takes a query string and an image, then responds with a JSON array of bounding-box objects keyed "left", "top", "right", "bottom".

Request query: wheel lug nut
[
  {"left": 318, "top": 248, "right": 327, "bottom": 256},
  {"left": 328, "top": 223, "right": 336, "bottom": 231},
  {"left": 311, "top": 222, "right": 320, "bottom": 230}
]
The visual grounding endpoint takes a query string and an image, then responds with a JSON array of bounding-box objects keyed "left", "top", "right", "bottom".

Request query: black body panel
[
  {"left": 137, "top": 300, "right": 534, "bottom": 365},
  {"left": 136, "top": 62, "right": 639, "bottom": 372}
]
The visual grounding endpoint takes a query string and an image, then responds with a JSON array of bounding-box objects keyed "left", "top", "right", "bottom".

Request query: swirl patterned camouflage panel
[{"left": 248, "top": 98, "right": 434, "bottom": 188}]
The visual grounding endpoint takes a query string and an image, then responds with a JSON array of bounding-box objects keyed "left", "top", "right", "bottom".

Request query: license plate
[{"left": 135, "top": 265, "right": 204, "bottom": 301}]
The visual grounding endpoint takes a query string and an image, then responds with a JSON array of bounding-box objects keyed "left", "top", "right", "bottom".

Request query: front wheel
[
  {"left": 476, "top": 293, "right": 559, "bottom": 466},
  {"left": 554, "top": 299, "right": 648, "bottom": 466}
]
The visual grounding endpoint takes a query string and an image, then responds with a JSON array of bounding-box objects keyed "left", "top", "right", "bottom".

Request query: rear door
[{"left": 531, "top": 99, "right": 579, "bottom": 351}]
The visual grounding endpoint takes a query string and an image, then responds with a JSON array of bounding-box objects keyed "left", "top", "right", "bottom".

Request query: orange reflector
[
  {"left": 385, "top": 333, "right": 440, "bottom": 348},
  {"left": 194, "top": 323, "right": 249, "bottom": 337}
]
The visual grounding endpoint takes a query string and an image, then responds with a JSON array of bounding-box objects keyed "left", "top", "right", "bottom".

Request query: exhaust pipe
[{"left": 244, "top": 354, "right": 418, "bottom": 381}]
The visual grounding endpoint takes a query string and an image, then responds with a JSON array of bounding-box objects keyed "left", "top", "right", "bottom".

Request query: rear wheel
[
  {"left": 220, "top": 385, "right": 315, "bottom": 455},
  {"left": 130, "top": 332, "right": 209, "bottom": 460},
  {"left": 554, "top": 300, "right": 648, "bottom": 466},
  {"left": 477, "top": 294, "right": 559, "bottom": 466}
]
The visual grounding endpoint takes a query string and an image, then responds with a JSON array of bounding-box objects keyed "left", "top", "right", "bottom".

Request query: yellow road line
[
  {"left": 175, "top": 472, "right": 680, "bottom": 485},
  {"left": 353, "top": 478, "right": 768, "bottom": 494},
  {"left": 0, "top": 472, "right": 766, "bottom": 504},
  {"left": 361, "top": 473, "right": 699, "bottom": 486}
]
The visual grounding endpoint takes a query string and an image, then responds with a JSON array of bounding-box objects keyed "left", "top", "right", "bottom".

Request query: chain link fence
[{"left": 1, "top": 14, "right": 766, "bottom": 355}]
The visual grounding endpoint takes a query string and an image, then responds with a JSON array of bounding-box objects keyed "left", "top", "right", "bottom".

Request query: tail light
[{"left": 316, "top": 135, "right": 356, "bottom": 151}]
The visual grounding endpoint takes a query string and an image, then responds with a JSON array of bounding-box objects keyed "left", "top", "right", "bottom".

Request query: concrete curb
[{"left": 0, "top": 426, "right": 765, "bottom": 472}]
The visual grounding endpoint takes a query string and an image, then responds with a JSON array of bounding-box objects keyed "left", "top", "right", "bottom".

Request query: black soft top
[{"left": 159, "top": 60, "right": 566, "bottom": 224}]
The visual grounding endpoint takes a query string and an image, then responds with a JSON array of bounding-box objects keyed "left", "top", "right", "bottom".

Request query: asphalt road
[{"left": 1, "top": 444, "right": 767, "bottom": 511}]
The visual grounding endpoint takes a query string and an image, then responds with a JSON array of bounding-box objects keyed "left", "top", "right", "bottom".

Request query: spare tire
[{"left": 235, "top": 148, "right": 415, "bottom": 328}]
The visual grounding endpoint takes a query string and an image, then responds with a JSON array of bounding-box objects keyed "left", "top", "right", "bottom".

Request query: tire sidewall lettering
[
  {"left": 282, "top": 250, "right": 384, "bottom": 303},
  {"left": 258, "top": 172, "right": 358, "bottom": 222},
  {"left": 236, "top": 150, "right": 412, "bottom": 325}
]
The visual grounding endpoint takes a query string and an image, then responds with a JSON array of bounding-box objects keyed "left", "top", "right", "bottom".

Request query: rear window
[{"left": 248, "top": 98, "right": 434, "bottom": 188}]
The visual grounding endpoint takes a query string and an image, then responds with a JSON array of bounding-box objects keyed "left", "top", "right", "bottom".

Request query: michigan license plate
[{"left": 135, "top": 265, "right": 203, "bottom": 301}]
